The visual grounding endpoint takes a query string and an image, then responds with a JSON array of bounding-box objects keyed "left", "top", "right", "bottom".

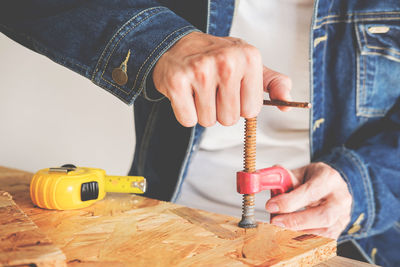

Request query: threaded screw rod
[{"left": 238, "top": 117, "right": 258, "bottom": 228}]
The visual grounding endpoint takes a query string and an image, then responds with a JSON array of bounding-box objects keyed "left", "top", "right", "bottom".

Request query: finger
[
  {"left": 192, "top": 60, "right": 217, "bottom": 127},
  {"left": 286, "top": 165, "right": 307, "bottom": 188},
  {"left": 215, "top": 52, "right": 241, "bottom": 126},
  {"left": 266, "top": 172, "right": 332, "bottom": 213},
  {"left": 270, "top": 201, "right": 338, "bottom": 231},
  {"left": 169, "top": 90, "right": 198, "bottom": 127},
  {"left": 216, "top": 81, "right": 241, "bottom": 126},
  {"left": 240, "top": 46, "right": 263, "bottom": 118},
  {"left": 263, "top": 66, "right": 292, "bottom": 111}
]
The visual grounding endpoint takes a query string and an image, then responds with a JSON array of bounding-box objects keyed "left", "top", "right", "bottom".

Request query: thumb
[
  {"left": 265, "top": 165, "right": 307, "bottom": 213},
  {"left": 263, "top": 66, "right": 292, "bottom": 111}
]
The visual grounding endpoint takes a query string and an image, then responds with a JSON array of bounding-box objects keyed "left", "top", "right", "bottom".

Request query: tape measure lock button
[{"left": 81, "top": 181, "right": 99, "bottom": 201}]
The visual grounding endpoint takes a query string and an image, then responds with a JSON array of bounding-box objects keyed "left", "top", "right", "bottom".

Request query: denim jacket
[{"left": 1, "top": 1, "right": 399, "bottom": 266}]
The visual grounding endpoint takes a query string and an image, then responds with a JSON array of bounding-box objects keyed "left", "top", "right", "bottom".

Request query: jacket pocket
[{"left": 355, "top": 20, "right": 400, "bottom": 117}]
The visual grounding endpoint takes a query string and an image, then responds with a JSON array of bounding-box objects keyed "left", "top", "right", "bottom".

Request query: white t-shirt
[{"left": 177, "top": 0, "right": 314, "bottom": 221}]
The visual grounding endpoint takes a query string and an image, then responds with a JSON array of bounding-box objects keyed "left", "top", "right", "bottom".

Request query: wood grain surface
[
  {"left": 0, "top": 166, "right": 337, "bottom": 266},
  {"left": 0, "top": 190, "right": 66, "bottom": 267}
]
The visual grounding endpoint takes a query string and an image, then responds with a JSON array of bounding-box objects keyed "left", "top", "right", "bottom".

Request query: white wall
[{"left": 0, "top": 34, "right": 135, "bottom": 175}]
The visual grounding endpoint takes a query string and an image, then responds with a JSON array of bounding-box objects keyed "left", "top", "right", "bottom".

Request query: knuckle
[
  {"left": 167, "top": 71, "right": 187, "bottom": 90},
  {"left": 191, "top": 55, "right": 213, "bottom": 71},
  {"left": 284, "top": 215, "right": 302, "bottom": 229},
  {"left": 217, "top": 55, "right": 235, "bottom": 80},
  {"left": 229, "top": 36, "right": 246, "bottom": 45},
  {"left": 244, "top": 44, "right": 261, "bottom": 63},
  {"left": 190, "top": 56, "right": 214, "bottom": 85}
]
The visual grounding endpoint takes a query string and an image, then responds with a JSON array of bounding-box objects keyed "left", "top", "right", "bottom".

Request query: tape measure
[{"left": 30, "top": 164, "right": 146, "bottom": 210}]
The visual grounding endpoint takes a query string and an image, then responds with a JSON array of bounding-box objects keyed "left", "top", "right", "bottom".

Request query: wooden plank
[
  {"left": 0, "top": 166, "right": 337, "bottom": 266},
  {"left": 0, "top": 190, "right": 66, "bottom": 267},
  {"left": 316, "top": 256, "right": 379, "bottom": 267}
]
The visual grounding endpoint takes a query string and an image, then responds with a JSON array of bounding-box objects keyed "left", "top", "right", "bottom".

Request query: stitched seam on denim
[
  {"left": 137, "top": 102, "right": 160, "bottom": 175},
  {"left": 100, "top": 8, "right": 167, "bottom": 92},
  {"left": 309, "top": 0, "right": 319, "bottom": 158},
  {"left": 362, "top": 51, "right": 400, "bottom": 63},
  {"left": 1, "top": 23, "right": 94, "bottom": 75},
  {"left": 361, "top": 24, "right": 400, "bottom": 56},
  {"left": 100, "top": 25, "right": 192, "bottom": 96},
  {"left": 133, "top": 26, "right": 194, "bottom": 98},
  {"left": 99, "top": 9, "right": 170, "bottom": 93},
  {"left": 314, "top": 17, "right": 400, "bottom": 29},
  {"left": 355, "top": 32, "right": 362, "bottom": 117},
  {"left": 358, "top": 106, "right": 386, "bottom": 114},
  {"left": 316, "top": 12, "right": 400, "bottom": 24},
  {"left": 315, "top": 11, "right": 400, "bottom": 24},
  {"left": 355, "top": 25, "right": 370, "bottom": 118},
  {"left": 91, "top": 7, "right": 163, "bottom": 81},
  {"left": 101, "top": 25, "right": 193, "bottom": 96},
  {"left": 31, "top": 41, "right": 90, "bottom": 73},
  {"left": 0, "top": 25, "right": 90, "bottom": 73},
  {"left": 356, "top": 23, "right": 396, "bottom": 117},
  {"left": 343, "top": 148, "right": 375, "bottom": 235},
  {"left": 142, "top": 28, "right": 199, "bottom": 102},
  {"left": 92, "top": 80, "right": 130, "bottom": 105},
  {"left": 364, "top": 46, "right": 400, "bottom": 56}
]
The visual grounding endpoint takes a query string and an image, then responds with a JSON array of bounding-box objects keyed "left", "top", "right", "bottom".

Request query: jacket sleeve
[
  {"left": 316, "top": 100, "right": 400, "bottom": 242},
  {"left": 0, "top": 0, "right": 199, "bottom": 104}
]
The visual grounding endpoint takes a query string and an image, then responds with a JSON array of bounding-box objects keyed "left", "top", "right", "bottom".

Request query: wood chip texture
[{"left": 0, "top": 166, "right": 337, "bottom": 266}]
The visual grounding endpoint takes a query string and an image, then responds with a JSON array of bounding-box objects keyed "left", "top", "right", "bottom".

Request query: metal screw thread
[{"left": 238, "top": 117, "right": 258, "bottom": 228}]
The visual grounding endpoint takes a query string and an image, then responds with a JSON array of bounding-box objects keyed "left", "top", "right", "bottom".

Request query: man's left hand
[{"left": 265, "top": 162, "right": 352, "bottom": 239}]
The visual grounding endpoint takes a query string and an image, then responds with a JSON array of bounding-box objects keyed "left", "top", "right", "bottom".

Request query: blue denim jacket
[{"left": 1, "top": 1, "right": 399, "bottom": 266}]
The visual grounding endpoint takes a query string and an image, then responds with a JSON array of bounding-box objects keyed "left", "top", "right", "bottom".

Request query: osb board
[
  {"left": 316, "top": 256, "right": 379, "bottom": 267},
  {"left": 0, "top": 190, "right": 66, "bottom": 267},
  {"left": 0, "top": 166, "right": 336, "bottom": 266}
]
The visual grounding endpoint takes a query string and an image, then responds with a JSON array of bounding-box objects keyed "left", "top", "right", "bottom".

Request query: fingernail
[
  {"left": 266, "top": 202, "right": 280, "bottom": 213},
  {"left": 272, "top": 221, "right": 285, "bottom": 228}
]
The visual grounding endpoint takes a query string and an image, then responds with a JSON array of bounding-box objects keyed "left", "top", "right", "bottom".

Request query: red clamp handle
[{"left": 237, "top": 166, "right": 293, "bottom": 196}]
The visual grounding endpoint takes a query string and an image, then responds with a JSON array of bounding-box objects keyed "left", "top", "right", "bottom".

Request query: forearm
[{"left": 0, "top": 0, "right": 198, "bottom": 104}]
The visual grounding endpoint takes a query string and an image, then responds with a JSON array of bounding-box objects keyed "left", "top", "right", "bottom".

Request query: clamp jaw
[{"left": 237, "top": 165, "right": 293, "bottom": 211}]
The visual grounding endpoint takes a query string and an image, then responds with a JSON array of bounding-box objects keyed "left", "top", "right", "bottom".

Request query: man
[{"left": 1, "top": 1, "right": 399, "bottom": 266}]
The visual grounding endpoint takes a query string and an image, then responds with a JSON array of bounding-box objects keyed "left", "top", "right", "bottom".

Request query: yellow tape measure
[{"left": 30, "top": 164, "right": 146, "bottom": 210}]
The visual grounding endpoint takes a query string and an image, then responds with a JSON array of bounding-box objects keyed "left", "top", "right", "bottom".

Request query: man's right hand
[{"left": 153, "top": 31, "right": 292, "bottom": 127}]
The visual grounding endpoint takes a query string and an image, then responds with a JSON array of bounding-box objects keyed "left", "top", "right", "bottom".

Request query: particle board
[
  {"left": 0, "top": 166, "right": 337, "bottom": 266},
  {"left": 0, "top": 190, "right": 66, "bottom": 267}
]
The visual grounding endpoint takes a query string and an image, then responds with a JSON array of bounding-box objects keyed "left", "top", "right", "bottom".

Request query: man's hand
[
  {"left": 153, "top": 31, "right": 292, "bottom": 127},
  {"left": 265, "top": 162, "right": 352, "bottom": 239}
]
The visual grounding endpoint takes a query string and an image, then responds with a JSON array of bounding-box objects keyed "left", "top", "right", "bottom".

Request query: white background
[{"left": 0, "top": 34, "right": 135, "bottom": 175}]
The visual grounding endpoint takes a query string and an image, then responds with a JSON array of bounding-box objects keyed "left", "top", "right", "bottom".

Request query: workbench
[{"left": 0, "top": 166, "right": 376, "bottom": 266}]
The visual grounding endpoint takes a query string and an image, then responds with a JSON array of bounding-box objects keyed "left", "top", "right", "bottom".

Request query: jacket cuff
[
  {"left": 91, "top": 6, "right": 199, "bottom": 104},
  {"left": 316, "top": 146, "right": 375, "bottom": 241}
]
